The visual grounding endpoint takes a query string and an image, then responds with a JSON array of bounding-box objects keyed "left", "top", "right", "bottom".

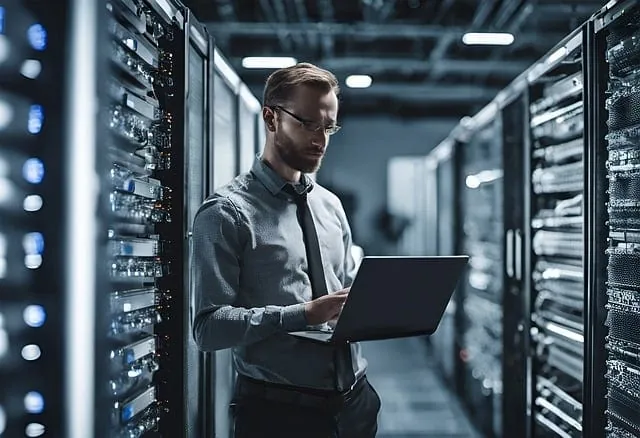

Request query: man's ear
[{"left": 263, "top": 107, "right": 277, "bottom": 132}]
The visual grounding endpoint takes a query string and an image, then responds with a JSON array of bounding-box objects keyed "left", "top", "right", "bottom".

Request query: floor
[{"left": 361, "top": 337, "right": 482, "bottom": 438}]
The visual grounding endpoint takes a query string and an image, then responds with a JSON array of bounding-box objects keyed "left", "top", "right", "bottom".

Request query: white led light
[
  {"left": 20, "top": 60, "right": 42, "bottom": 80},
  {"left": 0, "top": 177, "right": 14, "bottom": 204},
  {"left": 0, "top": 313, "right": 8, "bottom": 359},
  {"left": 24, "top": 392, "right": 44, "bottom": 414},
  {"left": 465, "top": 169, "right": 503, "bottom": 189},
  {"left": 23, "top": 305, "right": 46, "bottom": 328},
  {"left": 25, "top": 423, "right": 45, "bottom": 437},
  {"left": 0, "top": 35, "right": 9, "bottom": 65},
  {"left": 345, "top": 75, "right": 372, "bottom": 89},
  {"left": 0, "top": 405, "right": 5, "bottom": 435},
  {"left": 21, "top": 344, "right": 41, "bottom": 361},
  {"left": 462, "top": 32, "right": 515, "bottom": 46},
  {"left": 466, "top": 175, "right": 480, "bottom": 189},
  {"left": 23, "top": 195, "right": 43, "bottom": 212},
  {"left": 24, "top": 254, "right": 43, "bottom": 269},
  {"left": 241, "top": 56, "right": 297, "bottom": 69},
  {"left": 0, "top": 98, "right": 13, "bottom": 131}
]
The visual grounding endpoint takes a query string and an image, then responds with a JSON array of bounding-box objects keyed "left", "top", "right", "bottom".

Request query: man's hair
[{"left": 263, "top": 62, "right": 340, "bottom": 108}]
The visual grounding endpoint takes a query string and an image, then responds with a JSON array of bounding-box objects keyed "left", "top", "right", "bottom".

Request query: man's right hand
[{"left": 304, "top": 288, "right": 350, "bottom": 326}]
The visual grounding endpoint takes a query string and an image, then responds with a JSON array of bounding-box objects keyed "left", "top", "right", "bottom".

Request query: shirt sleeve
[
  {"left": 191, "top": 196, "right": 308, "bottom": 352},
  {"left": 338, "top": 203, "right": 359, "bottom": 288}
]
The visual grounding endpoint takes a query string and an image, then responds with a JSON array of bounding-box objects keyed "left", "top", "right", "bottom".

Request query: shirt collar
[{"left": 251, "top": 155, "right": 314, "bottom": 197}]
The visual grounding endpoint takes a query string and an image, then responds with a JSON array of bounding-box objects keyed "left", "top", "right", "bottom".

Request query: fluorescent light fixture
[
  {"left": 462, "top": 32, "right": 514, "bottom": 46},
  {"left": 241, "top": 56, "right": 297, "bottom": 69},
  {"left": 345, "top": 74, "right": 372, "bottom": 88}
]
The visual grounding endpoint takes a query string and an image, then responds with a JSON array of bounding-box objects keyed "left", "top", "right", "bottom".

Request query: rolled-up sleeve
[
  {"left": 338, "top": 204, "right": 359, "bottom": 288},
  {"left": 191, "top": 197, "right": 307, "bottom": 352}
]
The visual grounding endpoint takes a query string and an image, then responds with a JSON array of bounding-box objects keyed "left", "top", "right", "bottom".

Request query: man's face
[{"left": 272, "top": 85, "right": 339, "bottom": 174}]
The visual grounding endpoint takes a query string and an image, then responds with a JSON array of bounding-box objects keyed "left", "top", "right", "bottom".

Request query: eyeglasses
[{"left": 271, "top": 105, "right": 341, "bottom": 136}]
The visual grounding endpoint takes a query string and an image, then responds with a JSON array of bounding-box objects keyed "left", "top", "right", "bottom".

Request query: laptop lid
[{"left": 331, "top": 256, "right": 468, "bottom": 343}]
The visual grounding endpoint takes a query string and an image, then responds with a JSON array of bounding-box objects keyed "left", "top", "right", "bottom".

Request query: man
[{"left": 191, "top": 62, "right": 380, "bottom": 437}]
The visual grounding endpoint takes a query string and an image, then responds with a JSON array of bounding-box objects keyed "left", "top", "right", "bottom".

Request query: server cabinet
[
  {"left": 0, "top": 2, "right": 87, "bottom": 436},
  {"left": 211, "top": 48, "right": 239, "bottom": 192},
  {"left": 256, "top": 109, "right": 266, "bottom": 156},
  {"left": 524, "top": 28, "right": 586, "bottom": 438},
  {"left": 427, "top": 139, "right": 459, "bottom": 386},
  {"left": 184, "top": 10, "right": 212, "bottom": 438},
  {"left": 424, "top": 157, "right": 439, "bottom": 257},
  {"left": 455, "top": 113, "right": 504, "bottom": 438},
  {"left": 590, "top": 2, "right": 640, "bottom": 437},
  {"left": 237, "top": 83, "right": 261, "bottom": 174},
  {"left": 210, "top": 47, "right": 241, "bottom": 438},
  {"left": 99, "top": 0, "right": 191, "bottom": 436},
  {"left": 388, "top": 156, "right": 429, "bottom": 256},
  {"left": 501, "top": 94, "right": 528, "bottom": 438}
]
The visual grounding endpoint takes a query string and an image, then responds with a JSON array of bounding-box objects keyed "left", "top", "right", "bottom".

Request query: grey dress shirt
[{"left": 191, "top": 156, "right": 367, "bottom": 391}]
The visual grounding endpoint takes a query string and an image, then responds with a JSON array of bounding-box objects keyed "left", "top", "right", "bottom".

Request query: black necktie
[{"left": 286, "top": 185, "right": 356, "bottom": 391}]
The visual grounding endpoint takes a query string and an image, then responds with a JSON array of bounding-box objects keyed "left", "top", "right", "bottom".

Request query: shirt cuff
[{"left": 280, "top": 303, "right": 308, "bottom": 331}]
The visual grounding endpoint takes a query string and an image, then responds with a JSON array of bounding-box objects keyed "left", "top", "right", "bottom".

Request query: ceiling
[{"left": 184, "top": 0, "right": 604, "bottom": 118}]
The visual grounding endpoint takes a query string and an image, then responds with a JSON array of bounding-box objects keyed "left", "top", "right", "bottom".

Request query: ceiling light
[
  {"left": 345, "top": 74, "right": 372, "bottom": 88},
  {"left": 462, "top": 32, "right": 514, "bottom": 46},
  {"left": 241, "top": 57, "right": 297, "bottom": 69}
]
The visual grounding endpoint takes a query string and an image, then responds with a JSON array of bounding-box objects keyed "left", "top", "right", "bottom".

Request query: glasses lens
[{"left": 326, "top": 125, "right": 341, "bottom": 135}]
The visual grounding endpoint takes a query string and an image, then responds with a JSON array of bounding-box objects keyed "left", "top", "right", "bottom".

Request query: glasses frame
[{"left": 271, "top": 105, "right": 341, "bottom": 136}]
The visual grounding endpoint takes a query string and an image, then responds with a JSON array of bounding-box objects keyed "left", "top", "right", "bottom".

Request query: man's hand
[{"left": 304, "top": 288, "right": 350, "bottom": 326}]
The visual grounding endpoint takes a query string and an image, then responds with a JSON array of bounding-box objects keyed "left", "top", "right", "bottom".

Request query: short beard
[{"left": 275, "top": 133, "right": 323, "bottom": 174}]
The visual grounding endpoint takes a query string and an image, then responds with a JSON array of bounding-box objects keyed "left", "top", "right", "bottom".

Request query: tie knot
[{"left": 283, "top": 184, "right": 308, "bottom": 204}]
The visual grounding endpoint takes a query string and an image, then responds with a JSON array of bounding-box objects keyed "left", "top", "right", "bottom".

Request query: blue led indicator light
[
  {"left": 27, "top": 24, "right": 47, "bottom": 51},
  {"left": 127, "top": 181, "right": 135, "bottom": 192},
  {"left": 0, "top": 8, "right": 5, "bottom": 34},
  {"left": 28, "top": 105, "right": 44, "bottom": 134},
  {"left": 25, "top": 232, "right": 45, "bottom": 254},
  {"left": 125, "top": 351, "right": 135, "bottom": 364},
  {"left": 121, "top": 405, "right": 134, "bottom": 422},
  {"left": 122, "top": 243, "right": 133, "bottom": 256},
  {"left": 22, "top": 158, "right": 44, "bottom": 184}
]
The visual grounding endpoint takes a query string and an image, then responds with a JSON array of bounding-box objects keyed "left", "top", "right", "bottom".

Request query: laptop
[{"left": 289, "top": 255, "right": 469, "bottom": 344}]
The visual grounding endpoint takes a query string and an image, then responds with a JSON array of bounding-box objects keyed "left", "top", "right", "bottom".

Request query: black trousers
[{"left": 230, "top": 376, "right": 381, "bottom": 438}]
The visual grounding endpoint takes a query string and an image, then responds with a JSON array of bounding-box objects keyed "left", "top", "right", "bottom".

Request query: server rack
[
  {"left": 0, "top": 2, "right": 81, "bottom": 437},
  {"left": 237, "top": 83, "right": 261, "bottom": 174},
  {"left": 426, "top": 139, "right": 459, "bottom": 386},
  {"left": 184, "top": 10, "right": 214, "bottom": 438},
  {"left": 590, "top": 2, "right": 640, "bottom": 437},
  {"left": 501, "top": 91, "right": 528, "bottom": 438},
  {"left": 524, "top": 28, "right": 586, "bottom": 438},
  {"left": 99, "top": 0, "right": 195, "bottom": 436},
  {"left": 455, "top": 111, "right": 504, "bottom": 438},
  {"left": 210, "top": 47, "right": 241, "bottom": 438}
]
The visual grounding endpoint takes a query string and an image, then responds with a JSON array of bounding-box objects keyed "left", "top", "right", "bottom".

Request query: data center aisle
[{"left": 362, "top": 338, "right": 482, "bottom": 438}]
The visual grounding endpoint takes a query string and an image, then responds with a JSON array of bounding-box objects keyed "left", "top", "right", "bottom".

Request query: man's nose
[{"left": 311, "top": 129, "right": 328, "bottom": 147}]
